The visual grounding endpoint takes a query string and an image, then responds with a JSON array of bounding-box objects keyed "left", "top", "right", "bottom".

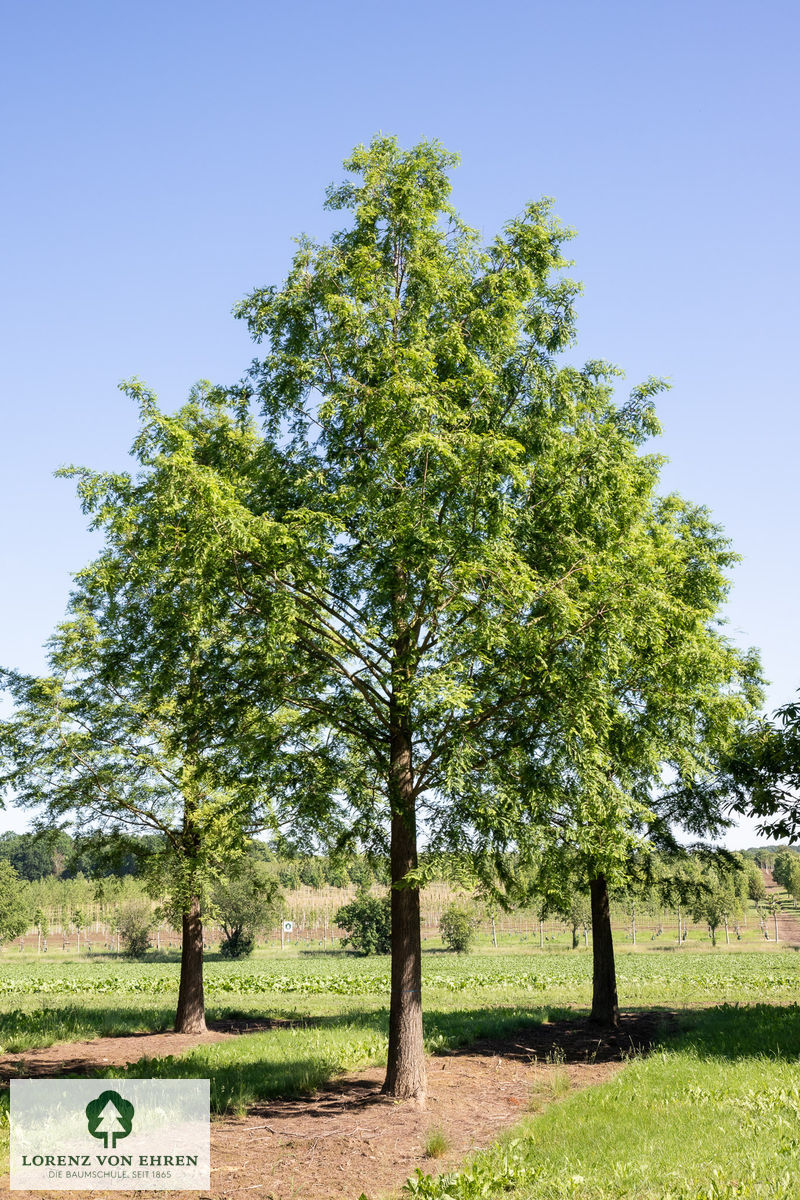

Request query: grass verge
[{"left": 405, "top": 1003, "right": 800, "bottom": 1200}]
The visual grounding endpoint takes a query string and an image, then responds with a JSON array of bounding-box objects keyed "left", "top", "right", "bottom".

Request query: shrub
[
  {"left": 0, "top": 861, "right": 29, "bottom": 946},
  {"left": 440, "top": 903, "right": 480, "bottom": 954},
  {"left": 212, "top": 858, "right": 283, "bottom": 958},
  {"left": 335, "top": 889, "right": 391, "bottom": 955},
  {"left": 219, "top": 929, "right": 255, "bottom": 958},
  {"left": 117, "top": 901, "right": 154, "bottom": 958}
]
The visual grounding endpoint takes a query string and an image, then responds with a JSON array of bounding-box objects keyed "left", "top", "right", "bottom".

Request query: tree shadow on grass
[
  {"left": 112, "top": 1004, "right": 580, "bottom": 1113},
  {"left": 0, "top": 1004, "right": 177, "bottom": 1052},
  {"left": 433, "top": 1007, "right": 677, "bottom": 1064},
  {"left": 12, "top": 1000, "right": 769, "bottom": 1120},
  {"left": 676, "top": 1002, "right": 800, "bottom": 1060}
]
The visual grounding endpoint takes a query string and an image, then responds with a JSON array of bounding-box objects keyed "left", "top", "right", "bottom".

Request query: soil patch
[
  {"left": 0, "top": 1018, "right": 286, "bottom": 1081},
  {"left": 4, "top": 1010, "right": 672, "bottom": 1200}
]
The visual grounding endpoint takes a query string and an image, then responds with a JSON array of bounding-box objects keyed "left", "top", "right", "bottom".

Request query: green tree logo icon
[{"left": 85, "top": 1090, "right": 135, "bottom": 1149}]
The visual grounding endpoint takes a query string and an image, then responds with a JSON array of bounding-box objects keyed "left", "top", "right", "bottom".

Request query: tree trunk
[
  {"left": 630, "top": 904, "right": 636, "bottom": 946},
  {"left": 382, "top": 722, "right": 426, "bottom": 1104},
  {"left": 175, "top": 897, "right": 206, "bottom": 1034},
  {"left": 589, "top": 874, "right": 619, "bottom": 1027},
  {"left": 491, "top": 916, "right": 497, "bottom": 948},
  {"left": 539, "top": 918, "right": 544, "bottom": 949}
]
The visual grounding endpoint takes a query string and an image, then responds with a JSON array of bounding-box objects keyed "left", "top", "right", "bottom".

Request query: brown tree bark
[
  {"left": 175, "top": 895, "right": 206, "bottom": 1034},
  {"left": 589, "top": 874, "right": 619, "bottom": 1027},
  {"left": 382, "top": 721, "right": 426, "bottom": 1104}
]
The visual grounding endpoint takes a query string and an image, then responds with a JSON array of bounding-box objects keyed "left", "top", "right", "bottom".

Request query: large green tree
[
  {"left": 129, "top": 136, "right": 712, "bottom": 1096},
  {"left": 0, "top": 398, "right": 328, "bottom": 1031},
  {"left": 447, "top": 492, "right": 761, "bottom": 1024}
]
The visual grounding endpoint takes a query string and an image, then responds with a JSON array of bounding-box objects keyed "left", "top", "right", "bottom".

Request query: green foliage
[
  {"left": 743, "top": 858, "right": 766, "bottom": 902},
  {"left": 32, "top": 907, "right": 48, "bottom": 940},
  {"left": 0, "top": 861, "right": 29, "bottom": 945},
  {"left": 691, "top": 881, "right": 738, "bottom": 946},
  {"left": 773, "top": 849, "right": 800, "bottom": 890},
  {"left": 439, "top": 903, "right": 480, "bottom": 954},
  {"left": 0, "top": 830, "right": 73, "bottom": 881},
  {"left": 523, "top": 851, "right": 593, "bottom": 949},
  {"left": 212, "top": 858, "right": 283, "bottom": 959},
  {"left": 0, "top": 377, "right": 309, "bottom": 975},
  {"left": 218, "top": 930, "right": 254, "bottom": 959},
  {"left": 116, "top": 901, "right": 154, "bottom": 958},
  {"left": 725, "top": 695, "right": 800, "bottom": 843},
  {"left": 335, "top": 889, "right": 391, "bottom": 955},
  {"left": 423, "top": 1128, "right": 451, "bottom": 1158}
]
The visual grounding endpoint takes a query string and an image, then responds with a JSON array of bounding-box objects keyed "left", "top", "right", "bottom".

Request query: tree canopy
[{"left": 0, "top": 133, "right": 764, "bottom": 1096}]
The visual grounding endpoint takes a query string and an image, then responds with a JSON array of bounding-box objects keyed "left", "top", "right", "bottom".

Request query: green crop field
[{"left": 2, "top": 945, "right": 800, "bottom": 1196}]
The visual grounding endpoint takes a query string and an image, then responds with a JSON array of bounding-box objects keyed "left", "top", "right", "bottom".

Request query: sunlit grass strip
[
  {"left": 403, "top": 1005, "right": 800, "bottom": 1200},
  {"left": 116, "top": 1005, "right": 555, "bottom": 1114}
]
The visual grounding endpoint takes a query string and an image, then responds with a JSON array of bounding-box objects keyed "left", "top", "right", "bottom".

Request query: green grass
[
  {"left": 405, "top": 1005, "right": 800, "bottom": 1200},
  {"left": 424, "top": 1128, "right": 452, "bottom": 1159},
  {"left": 0, "top": 944, "right": 797, "bottom": 1066},
  {"left": 3, "top": 947, "right": 800, "bottom": 1194}
]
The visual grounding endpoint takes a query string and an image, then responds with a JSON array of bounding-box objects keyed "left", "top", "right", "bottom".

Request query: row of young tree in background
[
  {"left": 0, "top": 852, "right": 282, "bottom": 958},
  {"left": 1, "top": 839, "right": 790, "bottom": 956},
  {"left": 2, "top": 137, "right": 800, "bottom": 1103}
]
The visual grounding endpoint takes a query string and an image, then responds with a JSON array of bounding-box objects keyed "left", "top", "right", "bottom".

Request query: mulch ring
[{"left": 4, "top": 1010, "right": 675, "bottom": 1200}]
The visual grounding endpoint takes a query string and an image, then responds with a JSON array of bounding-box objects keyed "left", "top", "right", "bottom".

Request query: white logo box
[{"left": 11, "top": 1079, "right": 210, "bottom": 1191}]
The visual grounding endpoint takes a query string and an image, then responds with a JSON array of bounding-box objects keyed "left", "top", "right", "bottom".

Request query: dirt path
[
  {"left": 4, "top": 1011, "right": 669, "bottom": 1200},
  {"left": 0, "top": 1017, "right": 285, "bottom": 1081}
]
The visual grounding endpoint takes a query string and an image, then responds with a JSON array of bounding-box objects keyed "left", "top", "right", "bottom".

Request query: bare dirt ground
[
  {"left": 3, "top": 1011, "right": 670, "bottom": 1200},
  {"left": 0, "top": 1017, "right": 284, "bottom": 1080}
]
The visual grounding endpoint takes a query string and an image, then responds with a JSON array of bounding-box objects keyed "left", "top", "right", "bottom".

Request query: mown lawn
[
  {"left": 406, "top": 1004, "right": 800, "bottom": 1200},
  {"left": 2, "top": 947, "right": 800, "bottom": 1195},
  {"left": 2, "top": 944, "right": 800, "bottom": 1054}
]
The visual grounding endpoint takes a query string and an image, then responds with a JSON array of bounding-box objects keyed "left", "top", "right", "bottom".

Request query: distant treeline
[
  {"left": 0, "top": 830, "right": 391, "bottom": 889},
  {"left": 0, "top": 828, "right": 793, "bottom": 900}
]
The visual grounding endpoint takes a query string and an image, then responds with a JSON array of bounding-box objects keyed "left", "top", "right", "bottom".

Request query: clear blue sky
[{"left": 2, "top": 1, "right": 798, "bottom": 846}]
